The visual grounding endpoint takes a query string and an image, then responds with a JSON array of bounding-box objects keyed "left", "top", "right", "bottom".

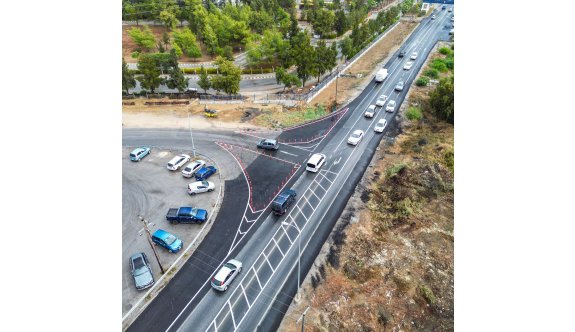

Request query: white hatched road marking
[
  {"left": 228, "top": 301, "right": 237, "bottom": 329},
  {"left": 272, "top": 238, "right": 285, "bottom": 257},
  {"left": 262, "top": 252, "right": 275, "bottom": 272},
  {"left": 240, "top": 284, "right": 251, "bottom": 308},
  {"left": 280, "top": 225, "right": 294, "bottom": 244},
  {"left": 313, "top": 179, "right": 327, "bottom": 192},
  {"left": 251, "top": 266, "right": 263, "bottom": 289},
  {"left": 302, "top": 195, "right": 315, "bottom": 212}
]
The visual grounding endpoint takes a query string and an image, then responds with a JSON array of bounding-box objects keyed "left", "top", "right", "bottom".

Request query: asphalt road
[{"left": 122, "top": 5, "right": 452, "bottom": 332}]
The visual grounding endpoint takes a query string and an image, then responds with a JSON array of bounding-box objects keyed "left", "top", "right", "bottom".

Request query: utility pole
[
  {"left": 296, "top": 306, "right": 310, "bottom": 332},
  {"left": 138, "top": 215, "right": 165, "bottom": 274},
  {"left": 188, "top": 110, "right": 197, "bottom": 158},
  {"left": 334, "top": 66, "right": 339, "bottom": 111}
]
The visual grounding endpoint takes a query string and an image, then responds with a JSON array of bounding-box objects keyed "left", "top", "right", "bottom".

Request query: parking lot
[{"left": 122, "top": 147, "right": 222, "bottom": 315}]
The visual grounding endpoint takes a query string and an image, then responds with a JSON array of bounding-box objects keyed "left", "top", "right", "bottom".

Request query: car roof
[
  {"left": 262, "top": 139, "right": 277, "bottom": 143},
  {"left": 353, "top": 130, "right": 363, "bottom": 135},
  {"left": 152, "top": 229, "right": 171, "bottom": 239},
  {"left": 214, "top": 265, "right": 232, "bottom": 281},
  {"left": 378, "top": 119, "right": 387, "bottom": 124},
  {"left": 308, "top": 153, "right": 325, "bottom": 163}
]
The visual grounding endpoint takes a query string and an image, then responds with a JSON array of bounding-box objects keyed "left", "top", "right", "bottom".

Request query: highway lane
[{"left": 168, "top": 7, "right": 452, "bottom": 332}]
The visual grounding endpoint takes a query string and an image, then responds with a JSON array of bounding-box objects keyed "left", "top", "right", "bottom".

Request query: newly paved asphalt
[{"left": 123, "top": 5, "right": 452, "bottom": 332}]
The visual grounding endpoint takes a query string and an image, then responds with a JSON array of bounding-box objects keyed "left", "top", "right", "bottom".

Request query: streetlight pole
[
  {"left": 282, "top": 221, "right": 301, "bottom": 301},
  {"left": 188, "top": 111, "right": 197, "bottom": 158},
  {"left": 334, "top": 66, "right": 339, "bottom": 111},
  {"left": 138, "top": 215, "right": 165, "bottom": 274}
]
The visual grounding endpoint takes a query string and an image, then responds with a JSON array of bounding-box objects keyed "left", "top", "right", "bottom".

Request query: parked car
[
  {"left": 182, "top": 160, "right": 206, "bottom": 178},
  {"left": 403, "top": 61, "right": 413, "bottom": 70},
  {"left": 167, "top": 154, "right": 191, "bottom": 171},
  {"left": 187, "top": 181, "right": 215, "bottom": 195},
  {"left": 211, "top": 259, "right": 243, "bottom": 291},
  {"left": 442, "top": 5, "right": 446, "bottom": 9},
  {"left": 129, "top": 252, "right": 155, "bottom": 290},
  {"left": 398, "top": 50, "right": 406, "bottom": 58},
  {"left": 151, "top": 229, "right": 183, "bottom": 253},
  {"left": 386, "top": 100, "right": 397, "bottom": 112},
  {"left": 410, "top": 52, "right": 418, "bottom": 60},
  {"left": 130, "top": 147, "right": 151, "bottom": 162},
  {"left": 364, "top": 105, "right": 377, "bottom": 118},
  {"left": 375, "top": 95, "right": 388, "bottom": 107},
  {"left": 347, "top": 130, "right": 365, "bottom": 146},
  {"left": 166, "top": 207, "right": 208, "bottom": 224},
  {"left": 195, "top": 166, "right": 218, "bottom": 181},
  {"left": 395, "top": 81, "right": 404, "bottom": 92},
  {"left": 431, "top": 14, "right": 436, "bottom": 19},
  {"left": 448, "top": 7, "right": 452, "bottom": 12},
  {"left": 374, "top": 119, "right": 388, "bottom": 133},
  {"left": 257, "top": 139, "right": 279, "bottom": 151},
  {"left": 271, "top": 189, "right": 297, "bottom": 215}
]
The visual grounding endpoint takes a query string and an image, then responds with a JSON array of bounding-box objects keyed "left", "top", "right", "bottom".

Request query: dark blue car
[
  {"left": 195, "top": 166, "right": 217, "bottom": 181},
  {"left": 151, "top": 229, "right": 183, "bottom": 253},
  {"left": 166, "top": 207, "right": 208, "bottom": 224}
]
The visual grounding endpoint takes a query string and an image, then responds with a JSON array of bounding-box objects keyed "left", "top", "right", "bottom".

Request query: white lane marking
[
  {"left": 280, "top": 224, "right": 294, "bottom": 244},
  {"left": 333, "top": 156, "right": 341, "bottom": 165},
  {"left": 279, "top": 150, "right": 298, "bottom": 157},
  {"left": 303, "top": 195, "right": 315, "bottom": 212},
  {"left": 313, "top": 179, "right": 328, "bottom": 193},
  {"left": 296, "top": 205, "right": 309, "bottom": 221},
  {"left": 240, "top": 284, "right": 251, "bottom": 309},
  {"left": 262, "top": 252, "right": 275, "bottom": 272},
  {"left": 272, "top": 238, "right": 285, "bottom": 257},
  {"left": 228, "top": 301, "right": 237, "bottom": 329},
  {"left": 251, "top": 266, "right": 262, "bottom": 289}
]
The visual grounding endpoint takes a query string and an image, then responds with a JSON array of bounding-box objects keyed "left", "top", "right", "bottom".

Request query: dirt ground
[
  {"left": 122, "top": 25, "right": 238, "bottom": 63},
  {"left": 309, "top": 21, "right": 418, "bottom": 107}
]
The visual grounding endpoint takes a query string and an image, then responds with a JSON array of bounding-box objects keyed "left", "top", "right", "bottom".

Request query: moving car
[
  {"left": 151, "top": 229, "right": 183, "bottom": 253},
  {"left": 306, "top": 153, "right": 326, "bottom": 172},
  {"left": 130, "top": 147, "right": 151, "bottom": 162},
  {"left": 398, "top": 50, "right": 406, "bottom": 58},
  {"left": 375, "top": 95, "right": 388, "bottom": 107},
  {"left": 403, "top": 61, "right": 413, "bottom": 70},
  {"left": 410, "top": 52, "right": 418, "bottom": 60},
  {"left": 347, "top": 130, "right": 365, "bottom": 146},
  {"left": 257, "top": 139, "right": 279, "bottom": 151},
  {"left": 271, "top": 189, "right": 297, "bottom": 216},
  {"left": 448, "top": 7, "right": 452, "bottom": 12},
  {"left": 187, "top": 181, "right": 215, "bottom": 195},
  {"left": 442, "top": 5, "right": 446, "bottom": 9},
  {"left": 374, "top": 119, "right": 388, "bottom": 133},
  {"left": 364, "top": 104, "right": 377, "bottom": 118},
  {"left": 374, "top": 68, "right": 388, "bottom": 83},
  {"left": 211, "top": 259, "right": 243, "bottom": 291},
  {"left": 195, "top": 166, "right": 217, "bottom": 181},
  {"left": 166, "top": 206, "right": 208, "bottom": 224},
  {"left": 431, "top": 14, "right": 436, "bottom": 19},
  {"left": 182, "top": 160, "right": 206, "bottom": 178},
  {"left": 167, "top": 154, "right": 191, "bottom": 171},
  {"left": 129, "top": 252, "right": 155, "bottom": 290},
  {"left": 386, "top": 100, "right": 396, "bottom": 112},
  {"left": 395, "top": 81, "right": 404, "bottom": 92}
]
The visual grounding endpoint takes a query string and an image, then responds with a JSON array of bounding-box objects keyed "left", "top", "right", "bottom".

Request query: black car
[
  {"left": 398, "top": 50, "right": 406, "bottom": 58},
  {"left": 442, "top": 5, "right": 446, "bottom": 10},
  {"left": 257, "top": 139, "right": 279, "bottom": 150},
  {"left": 271, "top": 189, "right": 297, "bottom": 216}
]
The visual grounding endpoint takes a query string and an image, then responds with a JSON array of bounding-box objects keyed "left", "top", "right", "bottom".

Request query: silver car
[
  {"left": 394, "top": 81, "right": 404, "bottom": 91},
  {"left": 211, "top": 259, "right": 243, "bottom": 291},
  {"left": 129, "top": 252, "right": 155, "bottom": 290}
]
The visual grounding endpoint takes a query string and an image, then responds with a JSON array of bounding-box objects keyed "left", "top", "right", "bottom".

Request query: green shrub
[
  {"left": 406, "top": 106, "right": 423, "bottom": 120},
  {"left": 419, "top": 284, "right": 437, "bottom": 304},
  {"left": 430, "top": 58, "right": 448, "bottom": 72},
  {"left": 387, "top": 163, "right": 407, "bottom": 177},
  {"left": 131, "top": 51, "right": 140, "bottom": 59},
  {"left": 439, "top": 47, "right": 452, "bottom": 55},
  {"left": 444, "top": 58, "right": 454, "bottom": 70},
  {"left": 415, "top": 77, "right": 429, "bottom": 86},
  {"left": 444, "top": 149, "right": 454, "bottom": 170},
  {"left": 424, "top": 69, "right": 439, "bottom": 78},
  {"left": 322, "top": 31, "right": 337, "bottom": 39}
]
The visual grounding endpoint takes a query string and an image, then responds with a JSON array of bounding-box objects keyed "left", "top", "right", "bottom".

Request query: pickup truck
[{"left": 166, "top": 207, "right": 208, "bottom": 224}]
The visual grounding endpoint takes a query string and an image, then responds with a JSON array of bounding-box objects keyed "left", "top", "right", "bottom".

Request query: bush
[
  {"left": 444, "top": 149, "right": 454, "bottom": 170},
  {"left": 424, "top": 69, "right": 439, "bottom": 79},
  {"left": 406, "top": 106, "right": 423, "bottom": 120},
  {"left": 444, "top": 58, "right": 454, "bottom": 70},
  {"left": 387, "top": 163, "right": 407, "bottom": 178},
  {"left": 322, "top": 31, "right": 337, "bottom": 39},
  {"left": 439, "top": 47, "right": 452, "bottom": 55},
  {"left": 131, "top": 51, "right": 140, "bottom": 59},
  {"left": 415, "top": 77, "right": 429, "bottom": 86},
  {"left": 430, "top": 58, "right": 448, "bottom": 72}
]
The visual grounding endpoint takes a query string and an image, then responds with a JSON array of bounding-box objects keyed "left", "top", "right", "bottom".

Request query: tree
[
  {"left": 183, "top": 0, "right": 208, "bottom": 36},
  {"left": 128, "top": 26, "right": 156, "bottom": 51},
  {"left": 314, "top": 40, "right": 336, "bottom": 82},
  {"left": 160, "top": 9, "right": 180, "bottom": 30},
  {"left": 290, "top": 32, "right": 316, "bottom": 87},
  {"left": 198, "top": 66, "right": 211, "bottom": 93},
  {"left": 162, "top": 31, "right": 170, "bottom": 49},
  {"left": 137, "top": 54, "right": 162, "bottom": 93},
  {"left": 334, "top": 10, "right": 348, "bottom": 36},
  {"left": 202, "top": 25, "right": 218, "bottom": 55},
  {"left": 276, "top": 67, "right": 301, "bottom": 91},
  {"left": 339, "top": 36, "right": 353, "bottom": 60},
  {"left": 122, "top": 58, "right": 136, "bottom": 94},
  {"left": 311, "top": 9, "right": 335, "bottom": 37},
  {"left": 166, "top": 66, "right": 189, "bottom": 92},
  {"left": 428, "top": 76, "right": 454, "bottom": 123},
  {"left": 172, "top": 27, "right": 202, "bottom": 58},
  {"left": 211, "top": 56, "right": 242, "bottom": 95},
  {"left": 122, "top": 1, "right": 138, "bottom": 25}
]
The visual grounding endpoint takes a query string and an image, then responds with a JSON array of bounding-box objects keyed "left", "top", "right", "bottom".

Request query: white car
[
  {"left": 167, "top": 154, "right": 191, "bottom": 171},
  {"left": 364, "top": 105, "right": 377, "bottom": 118},
  {"left": 211, "top": 259, "right": 243, "bottom": 291},
  {"left": 431, "top": 14, "right": 436, "bottom": 20},
  {"left": 182, "top": 159, "right": 206, "bottom": 177},
  {"left": 374, "top": 119, "right": 388, "bottom": 133},
  {"left": 403, "top": 61, "right": 413, "bottom": 70},
  {"left": 410, "top": 52, "right": 418, "bottom": 60},
  {"left": 347, "top": 130, "right": 365, "bottom": 146},
  {"left": 187, "top": 181, "right": 215, "bottom": 195},
  {"left": 375, "top": 95, "right": 388, "bottom": 107},
  {"left": 386, "top": 100, "right": 396, "bottom": 112}
]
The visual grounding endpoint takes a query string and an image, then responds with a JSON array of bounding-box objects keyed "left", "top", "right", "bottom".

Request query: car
[
  {"left": 395, "top": 81, "right": 404, "bottom": 92},
  {"left": 398, "top": 50, "right": 406, "bottom": 58},
  {"left": 257, "top": 139, "right": 279, "bottom": 151},
  {"left": 374, "top": 119, "right": 388, "bottom": 133},
  {"left": 129, "top": 252, "right": 155, "bottom": 290},
  {"left": 166, "top": 206, "right": 208, "bottom": 224},
  {"left": 306, "top": 153, "right": 326, "bottom": 172},
  {"left": 195, "top": 166, "right": 217, "bottom": 181},
  {"left": 431, "top": 14, "right": 436, "bottom": 20},
  {"left": 271, "top": 189, "right": 297, "bottom": 215},
  {"left": 375, "top": 95, "right": 388, "bottom": 107},
  {"left": 167, "top": 154, "right": 191, "bottom": 171},
  {"left": 410, "top": 52, "right": 418, "bottom": 60},
  {"left": 448, "top": 7, "right": 452, "bottom": 12},
  {"left": 151, "top": 229, "right": 183, "bottom": 253},
  {"left": 442, "top": 5, "right": 446, "bottom": 10},
  {"left": 130, "top": 146, "right": 151, "bottom": 162},
  {"left": 364, "top": 104, "right": 377, "bottom": 118},
  {"left": 188, "top": 181, "right": 215, "bottom": 195},
  {"left": 211, "top": 259, "right": 243, "bottom": 291},
  {"left": 182, "top": 159, "right": 206, "bottom": 178},
  {"left": 386, "top": 100, "right": 397, "bottom": 112},
  {"left": 347, "top": 130, "right": 365, "bottom": 146},
  {"left": 451, "top": 16, "right": 454, "bottom": 21},
  {"left": 403, "top": 61, "right": 413, "bottom": 70}
]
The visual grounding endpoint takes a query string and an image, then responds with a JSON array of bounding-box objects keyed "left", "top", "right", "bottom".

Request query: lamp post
[
  {"left": 282, "top": 221, "right": 301, "bottom": 301},
  {"left": 187, "top": 111, "right": 197, "bottom": 158},
  {"left": 138, "top": 215, "right": 165, "bottom": 274}
]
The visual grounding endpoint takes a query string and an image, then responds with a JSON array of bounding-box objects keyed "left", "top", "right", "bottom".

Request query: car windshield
[
  {"left": 351, "top": 133, "right": 361, "bottom": 138},
  {"left": 164, "top": 234, "right": 177, "bottom": 245},
  {"left": 389, "top": 101, "right": 395, "bottom": 106},
  {"left": 130, "top": 154, "right": 136, "bottom": 158},
  {"left": 201, "top": 181, "right": 209, "bottom": 186},
  {"left": 224, "top": 262, "right": 237, "bottom": 270},
  {"left": 190, "top": 208, "right": 199, "bottom": 216},
  {"left": 132, "top": 257, "right": 147, "bottom": 275}
]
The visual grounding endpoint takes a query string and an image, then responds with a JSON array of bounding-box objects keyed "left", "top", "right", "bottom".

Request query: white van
[{"left": 306, "top": 153, "right": 326, "bottom": 172}]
